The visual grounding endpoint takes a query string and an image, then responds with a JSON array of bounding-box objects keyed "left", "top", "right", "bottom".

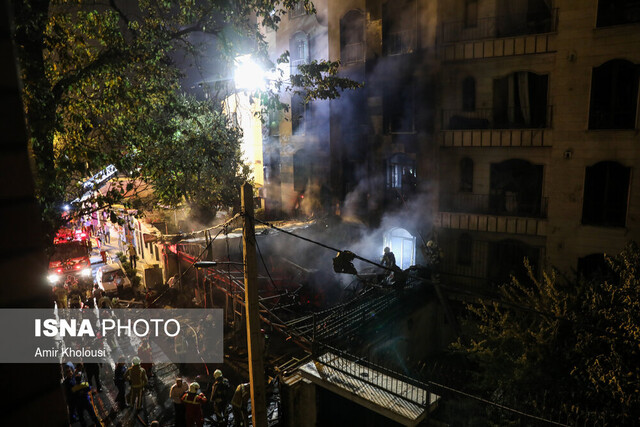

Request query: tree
[
  {"left": 453, "top": 243, "right": 640, "bottom": 424},
  {"left": 10, "top": 0, "right": 361, "bottom": 243}
]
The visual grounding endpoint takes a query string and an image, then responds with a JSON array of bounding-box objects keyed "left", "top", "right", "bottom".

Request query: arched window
[
  {"left": 462, "top": 77, "right": 476, "bottom": 111},
  {"left": 589, "top": 59, "right": 639, "bottom": 129},
  {"left": 489, "top": 159, "right": 544, "bottom": 217},
  {"left": 582, "top": 161, "right": 630, "bottom": 227},
  {"left": 382, "top": 0, "right": 417, "bottom": 56},
  {"left": 290, "top": 32, "right": 309, "bottom": 69},
  {"left": 460, "top": 157, "right": 473, "bottom": 192},
  {"left": 340, "top": 10, "right": 365, "bottom": 64},
  {"left": 597, "top": 0, "right": 640, "bottom": 27},
  {"left": 383, "top": 227, "right": 416, "bottom": 269},
  {"left": 457, "top": 233, "right": 472, "bottom": 266}
]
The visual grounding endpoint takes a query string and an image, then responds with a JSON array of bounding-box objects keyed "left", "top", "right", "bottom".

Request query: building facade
[{"left": 264, "top": 0, "right": 640, "bottom": 289}]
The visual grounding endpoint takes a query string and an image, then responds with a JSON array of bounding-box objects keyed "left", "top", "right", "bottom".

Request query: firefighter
[
  {"left": 231, "top": 383, "right": 250, "bottom": 427},
  {"left": 71, "top": 373, "right": 100, "bottom": 427},
  {"left": 137, "top": 339, "right": 153, "bottom": 377},
  {"left": 381, "top": 246, "right": 397, "bottom": 270},
  {"left": 68, "top": 281, "right": 84, "bottom": 309},
  {"left": 210, "top": 369, "right": 231, "bottom": 423},
  {"left": 181, "top": 382, "right": 207, "bottom": 427},
  {"left": 54, "top": 284, "right": 69, "bottom": 309},
  {"left": 97, "top": 291, "right": 112, "bottom": 309},
  {"left": 124, "top": 356, "right": 148, "bottom": 410}
]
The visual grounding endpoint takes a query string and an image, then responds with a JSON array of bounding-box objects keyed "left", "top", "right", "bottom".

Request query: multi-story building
[{"left": 264, "top": 0, "right": 640, "bottom": 291}]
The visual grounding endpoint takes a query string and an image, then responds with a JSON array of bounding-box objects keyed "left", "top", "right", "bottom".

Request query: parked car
[{"left": 97, "top": 263, "right": 131, "bottom": 294}]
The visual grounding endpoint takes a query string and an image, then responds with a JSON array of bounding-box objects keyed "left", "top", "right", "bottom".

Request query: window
[
  {"left": 383, "top": 228, "right": 416, "bottom": 269},
  {"left": 597, "top": 0, "right": 640, "bottom": 27},
  {"left": 382, "top": 0, "right": 417, "bottom": 56},
  {"left": 497, "top": 0, "right": 554, "bottom": 37},
  {"left": 384, "top": 80, "right": 415, "bottom": 133},
  {"left": 488, "top": 239, "right": 540, "bottom": 286},
  {"left": 457, "top": 233, "right": 472, "bottom": 266},
  {"left": 291, "top": 93, "right": 306, "bottom": 135},
  {"left": 577, "top": 253, "right": 616, "bottom": 283},
  {"left": 460, "top": 157, "right": 473, "bottom": 192},
  {"left": 588, "top": 60, "right": 639, "bottom": 130},
  {"left": 464, "top": 0, "right": 478, "bottom": 28},
  {"left": 493, "top": 72, "right": 548, "bottom": 128},
  {"left": 290, "top": 32, "right": 309, "bottom": 70},
  {"left": 490, "top": 159, "right": 545, "bottom": 217},
  {"left": 341, "top": 10, "right": 365, "bottom": 64},
  {"left": 289, "top": 1, "right": 306, "bottom": 19},
  {"left": 387, "top": 153, "right": 416, "bottom": 193},
  {"left": 462, "top": 77, "right": 476, "bottom": 112},
  {"left": 582, "top": 161, "right": 630, "bottom": 227}
]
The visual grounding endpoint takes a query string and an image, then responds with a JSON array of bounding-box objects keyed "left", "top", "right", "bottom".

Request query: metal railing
[
  {"left": 440, "top": 193, "right": 548, "bottom": 218},
  {"left": 341, "top": 42, "right": 365, "bottom": 64},
  {"left": 588, "top": 109, "right": 638, "bottom": 130},
  {"left": 441, "top": 105, "right": 552, "bottom": 130},
  {"left": 440, "top": 9, "right": 558, "bottom": 43},
  {"left": 437, "top": 236, "right": 545, "bottom": 289},
  {"left": 313, "top": 342, "right": 433, "bottom": 408},
  {"left": 384, "top": 29, "right": 417, "bottom": 55}
]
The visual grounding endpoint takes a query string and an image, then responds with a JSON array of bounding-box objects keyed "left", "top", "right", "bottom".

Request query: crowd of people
[{"left": 62, "top": 356, "right": 252, "bottom": 427}]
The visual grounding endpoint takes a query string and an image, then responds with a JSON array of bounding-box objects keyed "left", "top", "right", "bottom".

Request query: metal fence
[
  {"left": 439, "top": 193, "right": 548, "bottom": 218},
  {"left": 441, "top": 105, "right": 553, "bottom": 130},
  {"left": 440, "top": 9, "right": 558, "bottom": 43}
]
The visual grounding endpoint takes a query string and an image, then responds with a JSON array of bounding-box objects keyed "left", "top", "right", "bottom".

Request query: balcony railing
[
  {"left": 384, "top": 29, "right": 417, "bottom": 56},
  {"left": 441, "top": 106, "right": 552, "bottom": 130},
  {"left": 341, "top": 42, "right": 365, "bottom": 64},
  {"left": 440, "top": 193, "right": 548, "bottom": 218},
  {"left": 588, "top": 108, "right": 637, "bottom": 130},
  {"left": 440, "top": 9, "right": 558, "bottom": 43}
]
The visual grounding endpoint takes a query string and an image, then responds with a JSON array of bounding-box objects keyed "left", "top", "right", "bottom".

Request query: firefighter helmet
[
  {"left": 189, "top": 382, "right": 200, "bottom": 393},
  {"left": 132, "top": 356, "right": 141, "bottom": 365},
  {"left": 214, "top": 369, "right": 223, "bottom": 379}
]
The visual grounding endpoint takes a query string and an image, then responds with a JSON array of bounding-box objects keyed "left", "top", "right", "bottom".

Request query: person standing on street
[
  {"left": 114, "top": 357, "right": 128, "bottom": 410},
  {"left": 71, "top": 373, "right": 100, "bottom": 427},
  {"left": 84, "top": 362, "right": 103, "bottom": 392},
  {"left": 210, "top": 369, "right": 231, "bottom": 424},
  {"left": 231, "top": 383, "right": 250, "bottom": 427},
  {"left": 170, "top": 377, "right": 189, "bottom": 427},
  {"left": 181, "top": 382, "right": 207, "bottom": 427},
  {"left": 128, "top": 243, "right": 137, "bottom": 268},
  {"left": 138, "top": 339, "right": 153, "bottom": 378},
  {"left": 125, "top": 356, "right": 148, "bottom": 410}
]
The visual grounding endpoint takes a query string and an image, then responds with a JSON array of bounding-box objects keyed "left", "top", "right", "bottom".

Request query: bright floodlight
[
  {"left": 63, "top": 204, "right": 70, "bottom": 212},
  {"left": 234, "top": 55, "right": 265, "bottom": 91}
]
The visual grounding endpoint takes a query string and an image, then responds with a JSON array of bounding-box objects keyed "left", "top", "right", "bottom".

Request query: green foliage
[
  {"left": 11, "top": 0, "right": 359, "bottom": 244},
  {"left": 453, "top": 243, "right": 640, "bottom": 424}
]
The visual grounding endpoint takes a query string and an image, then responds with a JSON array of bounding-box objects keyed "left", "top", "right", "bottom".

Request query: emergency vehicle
[{"left": 48, "top": 229, "right": 92, "bottom": 285}]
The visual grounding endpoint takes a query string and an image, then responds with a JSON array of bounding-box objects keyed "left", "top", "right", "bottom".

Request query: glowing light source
[
  {"left": 234, "top": 55, "right": 266, "bottom": 91},
  {"left": 63, "top": 205, "right": 70, "bottom": 212}
]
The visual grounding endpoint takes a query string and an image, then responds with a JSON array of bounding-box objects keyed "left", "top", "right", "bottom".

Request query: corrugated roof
[{"left": 299, "top": 352, "right": 438, "bottom": 426}]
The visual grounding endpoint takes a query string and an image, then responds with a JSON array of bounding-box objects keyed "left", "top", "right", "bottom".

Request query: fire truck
[{"left": 47, "top": 228, "right": 92, "bottom": 285}]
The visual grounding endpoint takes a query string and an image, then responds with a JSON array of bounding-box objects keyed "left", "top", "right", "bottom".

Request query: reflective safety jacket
[
  {"left": 124, "top": 365, "right": 148, "bottom": 388},
  {"left": 181, "top": 392, "right": 207, "bottom": 418}
]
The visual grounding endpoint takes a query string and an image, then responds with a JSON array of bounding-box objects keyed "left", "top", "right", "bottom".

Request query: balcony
[
  {"left": 437, "top": 236, "right": 546, "bottom": 289},
  {"left": 439, "top": 9, "right": 557, "bottom": 61},
  {"left": 341, "top": 43, "right": 365, "bottom": 65},
  {"left": 589, "top": 108, "right": 638, "bottom": 130},
  {"left": 384, "top": 29, "right": 417, "bottom": 56},
  {"left": 439, "top": 106, "right": 553, "bottom": 147},
  {"left": 440, "top": 193, "right": 548, "bottom": 219},
  {"left": 441, "top": 9, "right": 558, "bottom": 43}
]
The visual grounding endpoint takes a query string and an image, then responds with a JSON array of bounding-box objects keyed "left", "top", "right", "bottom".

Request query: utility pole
[{"left": 241, "top": 182, "right": 268, "bottom": 427}]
